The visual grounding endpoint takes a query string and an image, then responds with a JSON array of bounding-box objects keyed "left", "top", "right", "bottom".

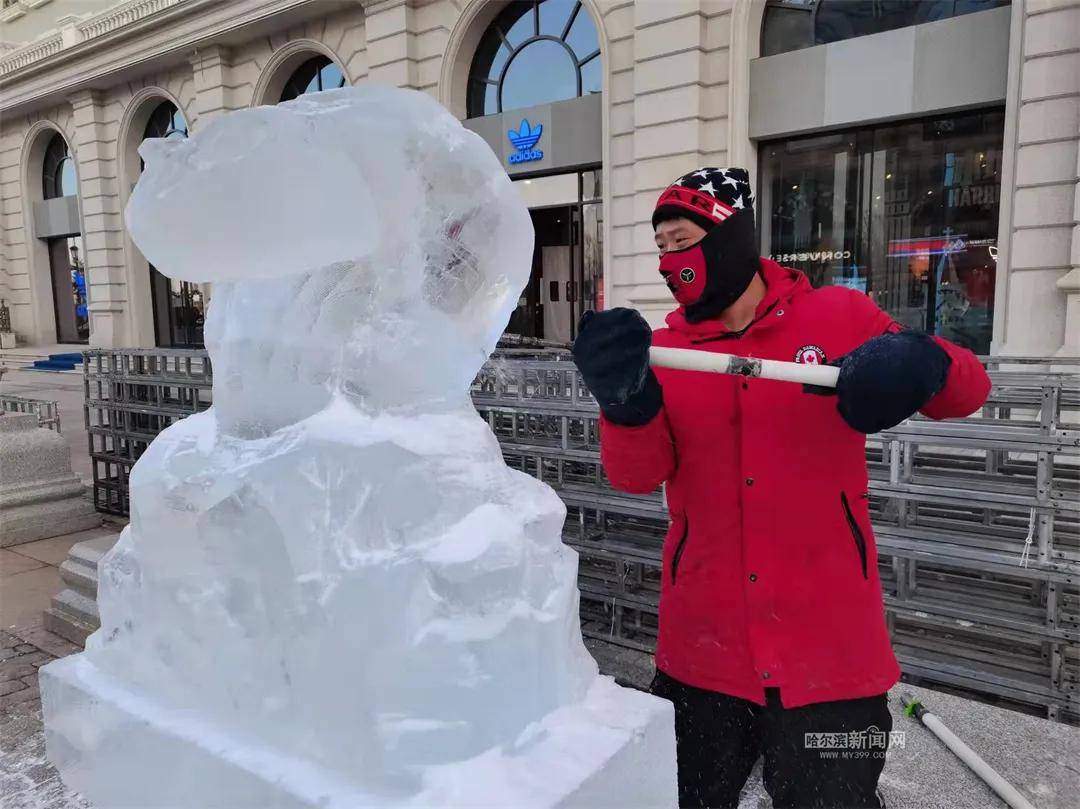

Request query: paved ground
[
  {"left": 0, "top": 621, "right": 88, "bottom": 809},
  {"left": 585, "top": 639, "right": 1080, "bottom": 809},
  {"left": 0, "top": 527, "right": 115, "bottom": 633},
  {"left": 1, "top": 363, "right": 100, "bottom": 807}
]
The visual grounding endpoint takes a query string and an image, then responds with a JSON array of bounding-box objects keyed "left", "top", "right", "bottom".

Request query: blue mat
[
  {"left": 30, "top": 352, "right": 84, "bottom": 371},
  {"left": 49, "top": 352, "right": 84, "bottom": 364}
]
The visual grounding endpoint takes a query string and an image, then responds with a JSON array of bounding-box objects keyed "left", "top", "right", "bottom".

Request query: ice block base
[{"left": 41, "top": 655, "right": 676, "bottom": 809}]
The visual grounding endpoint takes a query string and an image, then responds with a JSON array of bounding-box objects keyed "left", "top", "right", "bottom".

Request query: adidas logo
[{"left": 508, "top": 118, "right": 544, "bottom": 164}]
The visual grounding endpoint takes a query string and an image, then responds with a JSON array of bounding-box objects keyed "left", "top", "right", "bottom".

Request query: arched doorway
[
  {"left": 464, "top": 0, "right": 604, "bottom": 344},
  {"left": 140, "top": 99, "right": 204, "bottom": 348},
  {"left": 41, "top": 131, "right": 88, "bottom": 344},
  {"left": 279, "top": 54, "right": 346, "bottom": 103}
]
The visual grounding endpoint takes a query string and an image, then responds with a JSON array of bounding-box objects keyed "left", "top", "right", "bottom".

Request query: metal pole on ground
[{"left": 901, "top": 693, "right": 1037, "bottom": 809}]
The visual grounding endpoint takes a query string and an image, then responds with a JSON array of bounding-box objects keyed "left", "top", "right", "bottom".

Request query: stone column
[
  {"left": 1055, "top": 130, "right": 1080, "bottom": 356},
  {"left": 606, "top": 0, "right": 733, "bottom": 325},
  {"left": 993, "top": 0, "right": 1080, "bottom": 357},
  {"left": 69, "top": 89, "right": 127, "bottom": 348},
  {"left": 189, "top": 45, "right": 238, "bottom": 131},
  {"left": 364, "top": 0, "right": 419, "bottom": 89},
  {"left": 411, "top": 0, "right": 456, "bottom": 99},
  {"left": 185, "top": 45, "right": 238, "bottom": 318}
]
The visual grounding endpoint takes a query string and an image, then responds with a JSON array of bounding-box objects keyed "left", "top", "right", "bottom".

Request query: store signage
[
  {"left": 770, "top": 250, "right": 851, "bottom": 263},
  {"left": 508, "top": 118, "right": 544, "bottom": 164}
]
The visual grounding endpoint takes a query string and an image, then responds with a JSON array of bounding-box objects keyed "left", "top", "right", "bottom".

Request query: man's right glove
[{"left": 572, "top": 308, "right": 663, "bottom": 426}]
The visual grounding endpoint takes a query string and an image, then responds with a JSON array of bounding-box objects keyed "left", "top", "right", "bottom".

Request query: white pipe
[
  {"left": 919, "top": 710, "right": 1037, "bottom": 809},
  {"left": 649, "top": 345, "right": 840, "bottom": 389}
]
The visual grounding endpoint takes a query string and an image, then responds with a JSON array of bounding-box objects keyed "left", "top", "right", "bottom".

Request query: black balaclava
[{"left": 652, "top": 167, "right": 760, "bottom": 324}]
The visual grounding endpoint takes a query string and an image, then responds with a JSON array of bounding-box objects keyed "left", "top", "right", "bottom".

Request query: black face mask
[{"left": 658, "top": 211, "right": 761, "bottom": 323}]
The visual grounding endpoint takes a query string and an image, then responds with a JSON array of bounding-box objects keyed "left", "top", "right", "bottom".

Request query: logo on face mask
[{"left": 679, "top": 267, "right": 696, "bottom": 283}]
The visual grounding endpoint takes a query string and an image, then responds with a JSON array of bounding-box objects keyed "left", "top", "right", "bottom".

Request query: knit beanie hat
[{"left": 652, "top": 167, "right": 755, "bottom": 232}]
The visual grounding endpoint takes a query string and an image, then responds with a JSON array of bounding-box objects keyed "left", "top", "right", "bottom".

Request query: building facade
[{"left": 0, "top": 0, "right": 1077, "bottom": 355}]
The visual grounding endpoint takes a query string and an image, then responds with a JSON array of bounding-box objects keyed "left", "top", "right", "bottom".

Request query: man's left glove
[
  {"left": 573, "top": 308, "right": 663, "bottom": 426},
  {"left": 824, "top": 330, "right": 951, "bottom": 434}
]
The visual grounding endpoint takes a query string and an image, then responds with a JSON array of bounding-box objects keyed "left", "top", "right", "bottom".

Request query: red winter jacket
[{"left": 600, "top": 260, "right": 991, "bottom": 708}]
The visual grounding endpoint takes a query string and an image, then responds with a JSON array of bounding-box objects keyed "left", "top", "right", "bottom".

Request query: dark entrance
[
  {"left": 47, "top": 235, "right": 89, "bottom": 344},
  {"left": 506, "top": 170, "right": 602, "bottom": 344},
  {"left": 150, "top": 274, "right": 204, "bottom": 348}
]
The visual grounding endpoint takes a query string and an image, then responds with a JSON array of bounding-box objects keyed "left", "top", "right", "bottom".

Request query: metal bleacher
[
  {"left": 84, "top": 347, "right": 1079, "bottom": 723},
  {"left": 83, "top": 348, "right": 211, "bottom": 515},
  {"left": 470, "top": 354, "right": 1080, "bottom": 724}
]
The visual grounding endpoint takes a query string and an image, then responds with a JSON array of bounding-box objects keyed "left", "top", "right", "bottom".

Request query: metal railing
[
  {"left": 0, "top": 394, "right": 61, "bottom": 431},
  {"left": 85, "top": 348, "right": 1079, "bottom": 723}
]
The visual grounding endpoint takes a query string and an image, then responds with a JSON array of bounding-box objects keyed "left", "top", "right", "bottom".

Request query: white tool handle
[
  {"left": 649, "top": 346, "right": 840, "bottom": 389},
  {"left": 921, "top": 711, "right": 1037, "bottom": 809}
]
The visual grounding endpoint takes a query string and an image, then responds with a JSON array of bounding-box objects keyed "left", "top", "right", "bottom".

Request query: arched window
[
  {"left": 143, "top": 100, "right": 188, "bottom": 141},
  {"left": 279, "top": 55, "right": 346, "bottom": 103},
  {"left": 138, "top": 99, "right": 202, "bottom": 348},
  {"left": 761, "top": 0, "right": 1009, "bottom": 57},
  {"left": 467, "top": 0, "right": 601, "bottom": 118},
  {"left": 42, "top": 132, "right": 77, "bottom": 199}
]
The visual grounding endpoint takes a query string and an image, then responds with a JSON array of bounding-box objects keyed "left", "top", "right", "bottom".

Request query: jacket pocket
[
  {"left": 670, "top": 515, "right": 690, "bottom": 585},
  {"left": 840, "top": 492, "right": 868, "bottom": 580}
]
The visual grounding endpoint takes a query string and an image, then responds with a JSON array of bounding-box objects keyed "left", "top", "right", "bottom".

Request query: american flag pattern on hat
[{"left": 653, "top": 167, "right": 754, "bottom": 228}]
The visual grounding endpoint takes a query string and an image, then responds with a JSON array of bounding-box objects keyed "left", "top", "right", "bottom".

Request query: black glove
[
  {"left": 572, "top": 308, "right": 662, "bottom": 426},
  {"left": 816, "top": 330, "right": 951, "bottom": 434}
]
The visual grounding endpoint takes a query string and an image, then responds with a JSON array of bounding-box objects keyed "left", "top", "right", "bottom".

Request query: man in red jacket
[{"left": 572, "top": 168, "right": 991, "bottom": 809}]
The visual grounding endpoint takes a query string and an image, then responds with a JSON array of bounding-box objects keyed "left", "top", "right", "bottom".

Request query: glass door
[
  {"left": 151, "top": 268, "right": 204, "bottom": 348},
  {"left": 508, "top": 168, "right": 603, "bottom": 343},
  {"left": 762, "top": 132, "right": 862, "bottom": 290},
  {"left": 760, "top": 108, "right": 1003, "bottom": 354},
  {"left": 579, "top": 168, "right": 604, "bottom": 326}
]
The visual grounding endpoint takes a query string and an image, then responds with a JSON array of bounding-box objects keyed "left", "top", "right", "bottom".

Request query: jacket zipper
[
  {"left": 841, "top": 492, "right": 868, "bottom": 579},
  {"left": 670, "top": 516, "right": 690, "bottom": 585}
]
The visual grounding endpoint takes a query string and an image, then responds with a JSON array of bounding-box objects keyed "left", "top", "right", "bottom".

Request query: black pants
[{"left": 651, "top": 670, "right": 891, "bottom": 809}]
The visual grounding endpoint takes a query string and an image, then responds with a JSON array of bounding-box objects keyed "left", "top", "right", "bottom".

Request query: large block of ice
[{"left": 40, "top": 85, "right": 676, "bottom": 808}]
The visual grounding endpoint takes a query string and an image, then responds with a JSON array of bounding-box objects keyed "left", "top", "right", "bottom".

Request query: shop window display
[{"left": 761, "top": 109, "right": 1004, "bottom": 354}]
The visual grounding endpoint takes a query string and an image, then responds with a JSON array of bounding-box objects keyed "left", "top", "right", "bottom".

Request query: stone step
[
  {"left": 0, "top": 355, "right": 76, "bottom": 373},
  {"left": 45, "top": 590, "right": 101, "bottom": 647},
  {"left": 44, "top": 532, "right": 120, "bottom": 647},
  {"left": 0, "top": 345, "right": 86, "bottom": 368},
  {"left": 0, "top": 350, "right": 53, "bottom": 367},
  {"left": 59, "top": 556, "right": 97, "bottom": 598}
]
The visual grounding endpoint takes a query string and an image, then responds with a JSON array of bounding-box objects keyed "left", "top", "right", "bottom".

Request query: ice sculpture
[{"left": 40, "top": 85, "right": 676, "bottom": 808}]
